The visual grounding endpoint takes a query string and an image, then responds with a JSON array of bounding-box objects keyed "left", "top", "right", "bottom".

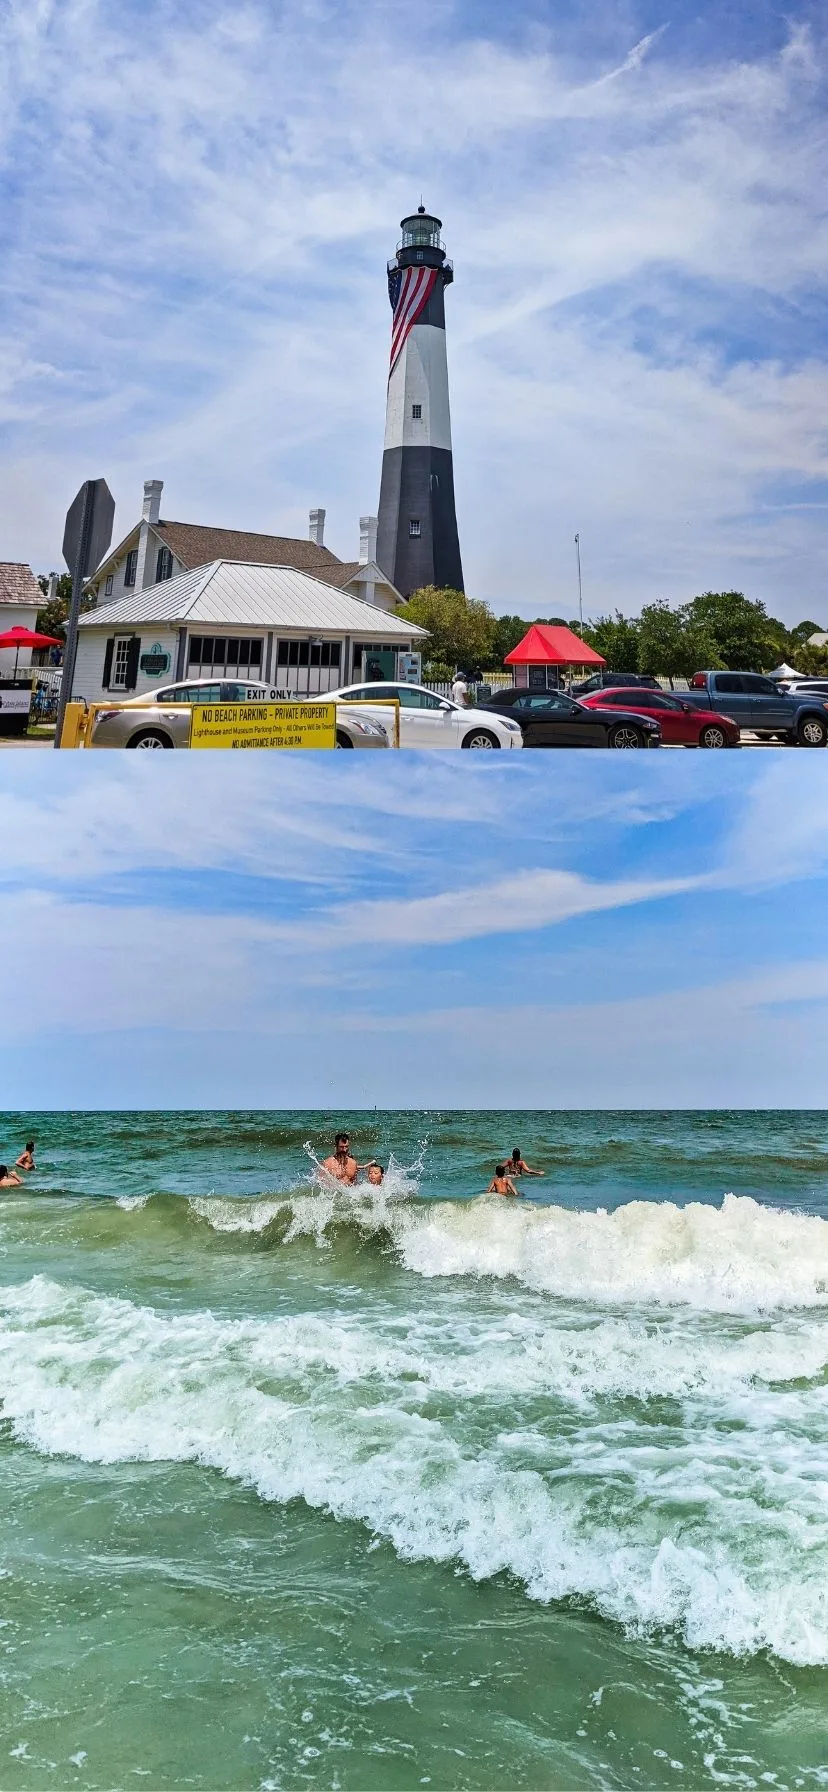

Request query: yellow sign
[{"left": 189, "top": 702, "right": 336, "bottom": 750}]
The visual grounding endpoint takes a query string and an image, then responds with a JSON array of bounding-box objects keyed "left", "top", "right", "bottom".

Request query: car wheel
[
  {"left": 126, "top": 729, "right": 174, "bottom": 749},
  {"left": 335, "top": 730, "right": 354, "bottom": 748},
  {"left": 797, "top": 715, "right": 828, "bottom": 747},
  {"left": 461, "top": 729, "right": 501, "bottom": 749},
  {"left": 608, "top": 724, "right": 644, "bottom": 749},
  {"left": 700, "top": 723, "right": 727, "bottom": 748}
]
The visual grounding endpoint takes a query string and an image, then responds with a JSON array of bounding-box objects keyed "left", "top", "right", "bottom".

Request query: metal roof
[{"left": 78, "top": 561, "right": 428, "bottom": 639}]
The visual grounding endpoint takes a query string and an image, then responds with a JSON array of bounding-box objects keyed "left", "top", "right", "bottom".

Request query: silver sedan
[{"left": 85, "top": 680, "right": 389, "bottom": 749}]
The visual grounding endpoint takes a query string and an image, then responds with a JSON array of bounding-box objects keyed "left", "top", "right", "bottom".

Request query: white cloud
[{"left": 1, "top": 0, "right": 826, "bottom": 618}]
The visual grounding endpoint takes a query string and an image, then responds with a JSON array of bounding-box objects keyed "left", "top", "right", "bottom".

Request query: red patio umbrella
[{"left": 0, "top": 625, "right": 63, "bottom": 677}]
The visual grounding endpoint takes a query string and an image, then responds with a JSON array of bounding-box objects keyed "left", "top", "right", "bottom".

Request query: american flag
[{"left": 388, "top": 265, "right": 438, "bottom": 376}]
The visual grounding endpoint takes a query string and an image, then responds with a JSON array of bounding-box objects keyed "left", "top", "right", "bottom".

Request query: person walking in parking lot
[{"left": 451, "top": 671, "right": 469, "bottom": 707}]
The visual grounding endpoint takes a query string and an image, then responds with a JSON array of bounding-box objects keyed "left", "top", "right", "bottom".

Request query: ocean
[{"left": 0, "top": 1109, "right": 827, "bottom": 1791}]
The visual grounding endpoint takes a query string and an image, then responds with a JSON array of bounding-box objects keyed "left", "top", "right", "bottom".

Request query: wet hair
[
  {"left": 25, "top": 1140, "right": 34, "bottom": 1152},
  {"left": 335, "top": 1132, "right": 349, "bottom": 1148},
  {"left": 511, "top": 1148, "right": 521, "bottom": 1161},
  {"left": 372, "top": 1163, "right": 385, "bottom": 1174},
  {"left": 495, "top": 1164, "right": 506, "bottom": 1177},
  {"left": 0, "top": 1166, "right": 7, "bottom": 1179}
]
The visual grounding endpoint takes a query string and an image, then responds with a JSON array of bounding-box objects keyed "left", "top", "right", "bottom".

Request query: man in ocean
[
  {"left": 15, "top": 1140, "right": 35, "bottom": 1171},
  {"left": 0, "top": 1165, "right": 23, "bottom": 1189},
  {"left": 321, "top": 1133, "right": 361, "bottom": 1185},
  {"left": 486, "top": 1164, "right": 522, "bottom": 1197}
]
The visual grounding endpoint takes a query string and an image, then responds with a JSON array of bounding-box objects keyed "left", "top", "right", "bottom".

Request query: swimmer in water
[
  {"left": 321, "top": 1132, "right": 360, "bottom": 1184},
  {"left": 485, "top": 1164, "right": 521, "bottom": 1198},
  {"left": 15, "top": 1140, "right": 35, "bottom": 1171},
  {"left": 365, "top": 1163, "right": 384, "bottom": 1186},
  {"left": 504, "top": 1146, "right": 543, "bottom": 1178},
  {"left": 0, "top": 1165, "right": 23, "bottom": 1189}
]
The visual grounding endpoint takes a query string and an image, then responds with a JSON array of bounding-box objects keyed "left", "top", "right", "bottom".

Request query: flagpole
[{"left": 575, "top": 533, "right": 583, "bottom": 631}]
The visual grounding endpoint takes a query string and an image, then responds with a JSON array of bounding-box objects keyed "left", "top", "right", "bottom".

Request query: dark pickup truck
[{"left": 687, "top": 673, "right": 828, "bottom": 745}]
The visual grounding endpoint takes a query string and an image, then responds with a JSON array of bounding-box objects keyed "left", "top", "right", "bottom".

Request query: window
[
  {"left": 411, "top": 403, "right": 422, "bottom": 419},
  {"left": 156, "top": 546, "right": 174, "bottom": 582},
  {"left": 124, "top": 549, "right": 138, "bottom": 588},
  {"left": 715, "top": 675, "right": 744, "bottom": 694},
  {"left": 276, "top": 640, "right": 341, "bottom": 669},
  {"left": 104, "top": 574, "right": 114, "bottom": 596},
  {"left": 111, "top": 637, "right": 132, "bottom": 689},
  {"left": 740, "top": 675, "right": 777, "bottom": 694},
  {"left": 187, "top": 636, "right": 263, "bottom": 678},
  {"left": 409, "top": 518, "right": 421, "bottom": 538}
]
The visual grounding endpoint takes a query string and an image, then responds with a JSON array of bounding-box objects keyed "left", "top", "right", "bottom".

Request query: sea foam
[{"left": 1, "top": 1275, "right": 826, "bottom": 1667}]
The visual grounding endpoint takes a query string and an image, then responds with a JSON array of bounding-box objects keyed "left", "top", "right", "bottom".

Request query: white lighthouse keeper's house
[{"left": 71, "top": 560, "right": 428, "bottom": 705}]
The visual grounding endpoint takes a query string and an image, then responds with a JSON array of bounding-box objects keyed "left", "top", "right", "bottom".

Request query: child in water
[
  {"left": 0, "top": 1165, "right": 23, "bottom": 1189},
  {"left": 486, "top": 1164, "right": 521, "bottom": 1197},
  {"left": 365, "top": 1163, "right": 384, "bottom": 1186}
]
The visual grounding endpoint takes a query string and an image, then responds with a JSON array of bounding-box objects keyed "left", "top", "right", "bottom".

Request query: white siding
[
  {"left": 72, "top": 627, "right": 180, "bottom": 703},
  {"left": 92, "top": 531, "right": 185, "bottom": 608}
]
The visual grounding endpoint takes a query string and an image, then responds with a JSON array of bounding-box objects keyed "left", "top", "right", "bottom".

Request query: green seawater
[{"left": 0, "top": 1108, "right": 827, "bottom": 1791}]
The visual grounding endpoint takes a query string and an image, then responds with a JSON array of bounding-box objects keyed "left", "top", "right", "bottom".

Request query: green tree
[
  {"left": 795, "top": 641, "right": 828, "bottom": 676},
  {"left": 35, "top": 572, "right": 94, "bottom": 642},
  {"left": 684, "top": 591, "right": 781, "bottom": 670},
  {"left": 398, "top": 587, "right": 496, "bottom": 672},
  {"left": 637, "top": 601, "right": 722, "bottom": 684},
  {"left": 491, "top": 614, "right": 528, "bottom": 664},
  {"left": 786, "top": 619, "right": 826, "bottom": 657},
  {"left": 581, "top": 611, "right": 640, "bottom": 672}
]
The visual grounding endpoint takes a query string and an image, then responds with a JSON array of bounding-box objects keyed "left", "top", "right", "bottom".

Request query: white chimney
[
  {"left": 47, "top": 572, "right": 58, "bottom": 601},
  {"left": 359, "top": 516, "right": 378, "bottom": 566},
  {"left": 143, "top": 479, "right": 163, "bottom": 525},
  {"left": 309, "top": 507, "right": 326, "bottom": 548}
]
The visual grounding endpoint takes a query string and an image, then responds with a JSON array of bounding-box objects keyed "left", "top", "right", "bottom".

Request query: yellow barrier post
[
  {"left": 336, "top": 698, "right": 401, "bottom": 748},
  {"left": 59, "top": 703, "right": 87, "bottom": 748}
]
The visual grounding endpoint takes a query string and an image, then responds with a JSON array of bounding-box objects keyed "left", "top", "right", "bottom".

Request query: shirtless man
[
  {"left": 0, "top": 1165, "right": 23, "bottom": 1189},
  {"left": 485, "top": 1164, "right": 522, "bottom": 1198},
  {"left": 15, "top": 1140, "right": 35, "bottom": 1171},
  {"left": 504, "top": 1146, "right": 543, "bottom": 1178},
  {"left": 321, "top": 1132, "right": 361, "bottom": 1185}
]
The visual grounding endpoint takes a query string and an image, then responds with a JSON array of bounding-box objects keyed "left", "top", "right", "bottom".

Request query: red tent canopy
[
  {"left": 504, "top": 624, "right": 605, "bottom": 667},
  {"left": 0, "top": 626, "right": 62, "bottom": 650}
]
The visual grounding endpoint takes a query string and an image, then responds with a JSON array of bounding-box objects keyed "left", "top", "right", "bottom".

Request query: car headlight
[
  {"left": 500, "top": 719, "right": 522, "bottom": 733},
  {"left": 348, "top": 718, "right": 386, "bottom": 737},
  {"left": 722, "top": 716, "right": 737, "bottom": 726}
]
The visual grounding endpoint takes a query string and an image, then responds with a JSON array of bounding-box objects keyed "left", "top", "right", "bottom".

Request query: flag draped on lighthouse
[{"left": 388, "top": 266, "right": 439, "bottom": 376}]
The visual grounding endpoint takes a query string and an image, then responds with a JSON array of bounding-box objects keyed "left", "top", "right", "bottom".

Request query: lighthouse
[{"left": 376, "top": 207, "right": 464, "bottom": 597}]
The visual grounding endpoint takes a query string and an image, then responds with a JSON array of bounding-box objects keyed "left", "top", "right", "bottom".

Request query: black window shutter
[
  {"left": 124, "top": 637, "right": 141, "bottom": 690},
  {"left": 103, "top": 638, "right": 114, "bottom": 689}
]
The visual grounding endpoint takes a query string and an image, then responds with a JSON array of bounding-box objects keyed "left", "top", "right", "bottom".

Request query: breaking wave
[{"left": 105, "top": 1188, "right": 828, "bottom": 1314}]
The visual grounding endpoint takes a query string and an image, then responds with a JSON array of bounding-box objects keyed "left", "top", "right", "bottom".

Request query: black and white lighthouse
[{"left": 375, "top": 207, "right": 464, "bottom": 597}]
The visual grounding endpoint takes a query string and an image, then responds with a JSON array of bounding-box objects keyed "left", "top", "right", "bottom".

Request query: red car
[{"left": 579, "top": 687, "right": 741, "bottom": 747}]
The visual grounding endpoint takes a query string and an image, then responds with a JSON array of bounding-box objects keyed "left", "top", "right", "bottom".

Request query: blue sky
[
  {"left": 3, "top": 753, "right": 828, "bottom": 1108},
  {"left": 1, "top": 0, "right": 826, "bottom": 624}
]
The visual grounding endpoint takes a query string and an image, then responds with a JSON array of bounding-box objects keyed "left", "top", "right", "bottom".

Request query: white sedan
[{"left": 316, "top": 682, "right": 523, "bottom": 748}]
